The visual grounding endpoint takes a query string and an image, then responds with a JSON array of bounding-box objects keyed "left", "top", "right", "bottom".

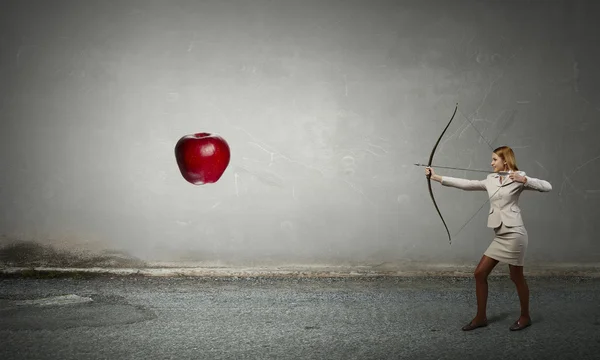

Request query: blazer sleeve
[
  {"left": 523, "top": 176, "right": 552, "bottom": 192},
  {"left": 440, "top": 176, "right": 487, "bottom": 191}
]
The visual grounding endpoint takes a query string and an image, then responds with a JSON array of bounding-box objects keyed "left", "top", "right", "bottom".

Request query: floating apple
[{"left": 174, "top": 132, "right": 231, "bottom": 185}]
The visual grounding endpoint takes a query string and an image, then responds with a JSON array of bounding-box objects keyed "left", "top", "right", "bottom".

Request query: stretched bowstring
[{"left": 449, "top": 106, "right": 503, "bottom": 239}]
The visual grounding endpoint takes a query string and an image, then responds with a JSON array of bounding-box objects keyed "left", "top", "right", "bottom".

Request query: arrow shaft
[
  {"left": 414, "top": 163, "right": 511, "bottom": 176},
  {"left": 414, "top": 163, "right": 490, "bottom": 173}
]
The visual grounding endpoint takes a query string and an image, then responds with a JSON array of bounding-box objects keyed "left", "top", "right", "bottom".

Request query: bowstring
[
  {"left": 452, "top": 185, "right": 502, "bottom": 239},
  {"left": 456, "top": 108, "right": 495, "bottom": 151},
  {"left": 450, "top": 107, "right": 502, "bottom": 239}
]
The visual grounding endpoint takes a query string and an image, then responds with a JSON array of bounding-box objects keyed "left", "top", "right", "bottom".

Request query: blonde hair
[{"left": 493, "top": 146, "right": 519, "bottom": 171}]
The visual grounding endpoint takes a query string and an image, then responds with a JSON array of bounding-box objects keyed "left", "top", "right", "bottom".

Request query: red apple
[{"left": 174, "top": 132, "right": 231, "bottom": 185}]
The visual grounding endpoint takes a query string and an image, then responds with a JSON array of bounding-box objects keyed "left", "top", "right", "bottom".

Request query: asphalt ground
[{"left": 1, "top": 273, "right": 599, "bottom": 359}]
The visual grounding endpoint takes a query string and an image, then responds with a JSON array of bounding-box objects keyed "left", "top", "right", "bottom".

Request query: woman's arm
[
  {"left": 426, "top": 167, "right": 486, "bottom": 191},
  {"left": 440, "top": 176, "right": 487, "bottom": 191},
  {"left": 511, "top": 171, "right": 552, "bottom": 192},
  {"left": 523, "top": 176, "right": 553, "bottom": 192}
]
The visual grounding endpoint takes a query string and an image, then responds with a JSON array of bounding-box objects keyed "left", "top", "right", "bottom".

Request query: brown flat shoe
[
  {"left": 509, "top": 318, "right": 532, "bottom": 331},
  {"left": 462, "top": 320, "right": 488, "bottom": 331}
]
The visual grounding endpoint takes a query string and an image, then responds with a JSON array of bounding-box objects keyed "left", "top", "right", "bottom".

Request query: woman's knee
[
  {"left": 509, "top": 265, "right": 525, "bottom": 283},
  {"left": 474, "top": 256, "right": 497, "bottom": 281},
  {"left": 474, "top": 268, "right": 489, "bottom": 282}
]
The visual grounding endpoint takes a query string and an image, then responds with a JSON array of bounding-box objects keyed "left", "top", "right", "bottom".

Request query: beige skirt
[{"left": 484, "top": 222, "right": 528, "bottom": 266}]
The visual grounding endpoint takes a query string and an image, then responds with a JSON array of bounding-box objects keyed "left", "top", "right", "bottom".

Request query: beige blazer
[{"left": 440, "top": 171, "right": 552, "bottom": 228}]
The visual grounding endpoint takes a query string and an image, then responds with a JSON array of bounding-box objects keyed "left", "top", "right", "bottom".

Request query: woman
[{"left": 425, "top": 146, "right": 552, "bottom": 331}]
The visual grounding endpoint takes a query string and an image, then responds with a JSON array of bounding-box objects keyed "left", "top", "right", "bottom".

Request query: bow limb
[
  {"left": 427, "top": 177, "right": 451, "bottom": 244},
  {"left": 427, "top": 103, "right": 458, "bottom": 244}
]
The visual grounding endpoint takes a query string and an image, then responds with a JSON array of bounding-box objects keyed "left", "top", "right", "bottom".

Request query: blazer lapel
[{"left": 494, "top": 173, "right": 514, "bottom": 187}]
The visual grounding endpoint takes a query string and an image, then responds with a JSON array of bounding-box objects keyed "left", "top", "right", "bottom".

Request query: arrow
[
  {"left": 414, "top": 163, "right": 489, "bottom": 173},
  {"left": 414, "top": 163, "right": 510, "bottom": 176}
]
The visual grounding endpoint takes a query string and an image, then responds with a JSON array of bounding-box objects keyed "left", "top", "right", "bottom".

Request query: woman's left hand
[{"left": 509, "top": 172, "right": 527, "bottom": 183}]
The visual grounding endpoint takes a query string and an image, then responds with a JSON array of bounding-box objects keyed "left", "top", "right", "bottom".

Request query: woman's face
[{"left": 491, "top": 152, "right": 506, "bottom": 173}]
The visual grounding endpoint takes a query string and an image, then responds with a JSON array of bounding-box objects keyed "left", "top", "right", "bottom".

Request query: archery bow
[{"left": 426, "top": 103, "right": 458, "bottom": 244}]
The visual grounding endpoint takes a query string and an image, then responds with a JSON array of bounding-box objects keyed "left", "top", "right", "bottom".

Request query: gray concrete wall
[{"left": 1, "top": 0, "right": 599, "bottom": 269}]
